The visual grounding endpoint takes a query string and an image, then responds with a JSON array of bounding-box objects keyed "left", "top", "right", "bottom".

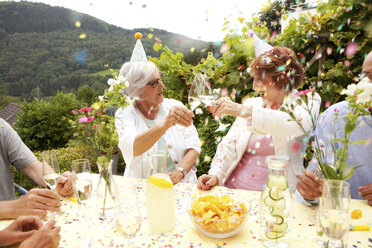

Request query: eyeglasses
[
  {"left": 360, "top": 71, "right": 372, "bottom": 81},
  {"left": 146, "top": 72, "right": 163, "bottom": 88}
]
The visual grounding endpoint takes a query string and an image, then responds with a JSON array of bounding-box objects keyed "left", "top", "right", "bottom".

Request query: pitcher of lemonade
[
  {"left": 259, "top": 155, "right": 294, "bottom": 248},
  {"left": 146, "top": 150, "right": 175, "bottom": 233}
]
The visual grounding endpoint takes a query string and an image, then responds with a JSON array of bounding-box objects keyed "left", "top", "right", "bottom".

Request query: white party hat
[
  {"left": 252, "top": 33, "right": 273, "bottom": 57},
  {"left": 130, "top": 32, "right": 147, "bottom": 62}
]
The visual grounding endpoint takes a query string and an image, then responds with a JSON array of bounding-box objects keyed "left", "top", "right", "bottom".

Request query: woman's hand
[
  {"left": 210, "top": 97, "right": 251, "bottom": 118},
  {"left": 358, "top": 184, "right": 372, "bottom": 206},
  {"left": 0, "top": 216, "right": 42, "bottom": 247},
  {"left": 197, "top": 174, "right": 218, "bottom": 190},
  {"left": 296, "top": 170, "right": 324, "bottom": 201},
  {"left": 164, "top": 106, "right": 194, "bottom": 128},
  {"left": 55, "top": 171, "right": 75, "bottom": 197},
  {"left": 169, "top": 169, "right": 184, "bottom": 184}
]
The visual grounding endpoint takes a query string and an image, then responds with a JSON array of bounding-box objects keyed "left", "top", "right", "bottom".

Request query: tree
[
  {"left": 15, "top": 92, "right": 79, "bottom": 151},
  {"left": 76, "top": 84, "right": 99, "bottom": 105}
]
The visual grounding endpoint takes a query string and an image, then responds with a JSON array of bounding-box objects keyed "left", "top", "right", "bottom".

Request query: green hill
[{"left": 0, "top": 1, "right": 212, "bottom": 97}]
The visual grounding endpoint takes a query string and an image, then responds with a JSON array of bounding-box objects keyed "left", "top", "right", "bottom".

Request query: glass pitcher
[
  {"left": 259, "top": 155, "right": 294, "bottom": 248},
  {"left": 146, "top": 150, "right": 175, "bottom": 233}
]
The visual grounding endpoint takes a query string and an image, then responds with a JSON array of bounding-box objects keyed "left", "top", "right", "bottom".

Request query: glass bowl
[{"left": 187, "top": 198, "right": 250, "bottom": 239}]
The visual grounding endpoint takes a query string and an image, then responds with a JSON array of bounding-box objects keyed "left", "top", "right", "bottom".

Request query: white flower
[
  {"left": 356, "top": 91, "right": 371, "bottom": 104},
  {"left": 98, "top": 95, "right": 104, "bottom": 101},
  {"left": 213, "top": 88, "right": 221, "bottom": 94},
  {"left": 195, "top": 108, "right": 203, "bottom": 115},
  {"left": 341, "top": 83, "right": 357, "bottom": 96},
  {"left": 107, "top": 78, "right": 116, "bottom": 86},
  {"left": 108, "top": 86, "right": 114, "bottom": 92},
  {"left": 117, "top": 75, "right": 126, "bottom": 82}
]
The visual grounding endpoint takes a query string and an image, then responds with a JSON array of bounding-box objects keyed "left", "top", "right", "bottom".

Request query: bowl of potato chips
[{"left": 187, "top": 195, "right": 250, "bottom": 238}]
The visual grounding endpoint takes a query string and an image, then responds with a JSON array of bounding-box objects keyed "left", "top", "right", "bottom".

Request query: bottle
[
  {"left": 146, "top": 150, "right": 175, "bottom": 233},
  {"left": 259, "top": 155, "right": 294, "bottom": 248}
]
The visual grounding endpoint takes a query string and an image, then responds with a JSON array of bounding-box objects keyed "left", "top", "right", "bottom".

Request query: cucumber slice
[
  {"left": 270, "top": 208, "right": 290, "bottom": 218},
  {"left": 264, "top": 196, "right": 286, "bottom": 210},
  {"left": 265, "top": 231, "right": 285, "bottom": 240},
  {"left": 269, "top": 187, "right": 284, "bottom": 201},
  {"left": 266, "top": 221, "right": 288, "bottom": 233},
  {"left": 267, "top": 174, "right": 288, "bottom": 191}
]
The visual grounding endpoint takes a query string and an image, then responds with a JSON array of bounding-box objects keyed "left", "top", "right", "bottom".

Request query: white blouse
[{"left": 115, "top": 98, "right": 201, "bottom": 183}]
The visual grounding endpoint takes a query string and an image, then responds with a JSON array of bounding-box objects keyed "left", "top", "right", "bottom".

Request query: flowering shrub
[{"left": 71, "top": 70, "right": 130, "bottom": 162}]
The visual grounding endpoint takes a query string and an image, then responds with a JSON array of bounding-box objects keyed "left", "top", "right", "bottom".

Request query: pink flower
[
  {"left": 296, "top": 89, "right": 314, "bottom": 96},
  {"left": 93, "top": 125, "right": 97, "bottom": 129},
  {"left": 72, "top": 110, "right": 77, "bottom": 114},
  {"left": 78, "top": 116, "right": 88, "bottom": 123},
  {"left": 86, "top": 116, "right": 95, "bottom": 122},
  {"left": 86, "top": 107, "right": 92, "bottom": 113},
  {"left": 98, "top": 112, "right": 102, "bottom": 116},
  {"left": 88, "top": 132, "right": 91, "bottom": 135},
  {"left": 79, "top": 107, "right": 87, "bottom": 112}
]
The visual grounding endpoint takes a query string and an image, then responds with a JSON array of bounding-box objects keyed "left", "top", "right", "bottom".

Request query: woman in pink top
[{"left": 197, "top": 47, "right": 321, "bottom": 192}]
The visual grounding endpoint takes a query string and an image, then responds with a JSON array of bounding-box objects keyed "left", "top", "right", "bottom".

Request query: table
[{"left": 1, "top": 176, "right": 371, "bottom": 247}]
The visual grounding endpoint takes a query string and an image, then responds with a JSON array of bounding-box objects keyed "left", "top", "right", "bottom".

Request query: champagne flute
[
  {"left": 42, "top": 150, "right": 61, "bottom": 218},
  {"left": 42, "top": 150, "right": 60, "bottom": 191},
  {"left": 188, "top": 73, "right": 230, "bottom": 132},
  {"left": 319, "top": 180, "right": 350, "bottom": 248},
  {"left": 71, "top": 159, "right": 92, "bottom": 205},
  {"left": 115, "top": 182, "right": 141, "bottom": 247}
]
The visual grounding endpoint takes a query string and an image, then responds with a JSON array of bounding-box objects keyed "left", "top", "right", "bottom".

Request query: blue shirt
[{"left": 308, "top": 101, "right": 372, "bottom": 199}]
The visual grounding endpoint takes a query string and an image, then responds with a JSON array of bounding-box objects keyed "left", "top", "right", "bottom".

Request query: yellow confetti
[
  {"left": 321, "top": 73, "right": 325, "bottom": 77},
  {"left": 190, "top": 47, "right": 195, "bottom": 52},
  {"left": 75, "top": 21, "right": 81, "bottom": 28},
  {"left": 272, "top": 124, "right": 276, "bottom": 128},
  {"left": 148, "top": 33, "right": 153, "bottom": 39},
  {"left": 70, "top": 197, "right": 78, "bottom": 203},
  {"left": 286, "top": 60, "right": 291, "bottom": 66},
  {"left": 79, "top": 33, "right": 86, "bottom": 39}
]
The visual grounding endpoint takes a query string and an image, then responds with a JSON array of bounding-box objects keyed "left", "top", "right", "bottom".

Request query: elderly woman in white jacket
[
  {"left": 115, "top": 61, "right": 200, "bottom": 184},
  {"left": 197, "top": 46, "right": 321, "bottom": 192}
]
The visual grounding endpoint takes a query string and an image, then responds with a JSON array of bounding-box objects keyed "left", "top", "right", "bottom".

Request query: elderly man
[
  {"left": 296, "top": 51, "right": 372, "bottom": 206},
  {"left": 0, "top": 118, "right": 74, "bottom": 219}
]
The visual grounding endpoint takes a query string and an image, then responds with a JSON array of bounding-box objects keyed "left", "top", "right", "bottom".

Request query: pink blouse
[{"left": 224, "top": 133, "right": 275, "bottom": 191}]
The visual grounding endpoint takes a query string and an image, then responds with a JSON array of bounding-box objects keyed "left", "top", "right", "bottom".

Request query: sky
[{"left": 24, "top": 0, "right": 266, "bottom": 41}]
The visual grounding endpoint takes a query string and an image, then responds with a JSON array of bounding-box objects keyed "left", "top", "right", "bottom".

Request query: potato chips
[{"left": 189, "top": 195, "right": 248, "bottom": 234}]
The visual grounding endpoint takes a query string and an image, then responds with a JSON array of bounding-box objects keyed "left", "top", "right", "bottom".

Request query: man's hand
[
  {"left": 55, "top": 171, "right": 75, "bottom": 197},
  {"left": 197, "top": 174, "right": 218, "bottom": 190},
  {"left": 19, "top": 219, "right": 61, "bottom": 248},
  {"left": 0, "top": 216, "right": 42, "bottom": 246},
  {"left": 296, "top": 170, "right": 324, "bottom": 201},
  {"left": 12, "top": 188, "right": 61, "bottom": 218},
  {"left": 359, "top": 183, "right": 372, "bottom": 206}
]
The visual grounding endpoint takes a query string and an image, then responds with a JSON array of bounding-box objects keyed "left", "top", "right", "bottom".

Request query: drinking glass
[
  {"left": 42, "top": 150, "right": 60, "bottom": 191},
  {"left": 115, "top": 182, "right": 141, "bottom": 247},
  {"left": 42, "top": 150, "right": 61, "bottom": 218},
  {"left": 188, "top": 73, "right": 230, "bottom": 132},
  {"left": 319, "top": 180, "right": 350, "bottom": 248},
  {"left": 71, "top": 159, "right": 92, "bottom": 205}
]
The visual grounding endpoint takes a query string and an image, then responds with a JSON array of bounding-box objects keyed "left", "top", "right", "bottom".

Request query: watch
[{"left": 176, "top": 167, "right": 186, "bottom": 179}]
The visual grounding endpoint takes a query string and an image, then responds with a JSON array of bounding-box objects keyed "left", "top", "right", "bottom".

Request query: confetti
[
  {"left": 79, "top": 33, "right": 86, "bottom": 39},
  {"left": 345, "top": 42, "right": 357, "bottom": 57},
  {"left": 75, "top": 21, "right": 81, "bottom": 28}
]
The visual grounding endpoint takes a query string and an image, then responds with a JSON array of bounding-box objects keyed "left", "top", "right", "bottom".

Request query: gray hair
[{"left": 119, "top": 61, "right": 158, "bottom": 98}]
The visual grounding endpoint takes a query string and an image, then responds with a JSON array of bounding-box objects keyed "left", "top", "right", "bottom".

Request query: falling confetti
[
  {"left": 79, "top": 33, "right": 86, "bottom": 39},
  {"left": 148, "top": 33, "right": 153, "bottom": 39},
  {"left": 277, "top": 65, "right": 286, "bottom": 72},
  {"left": 75, "top": 21, "right": 81, "bottom": 28},
  {"left": 345, "top": 42, "right": 357, "bottom": 57}
]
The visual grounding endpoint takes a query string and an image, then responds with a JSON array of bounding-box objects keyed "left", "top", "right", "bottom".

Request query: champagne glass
[
  {"left": 319, "top": 180, "right": 350, "bottom": 248},
  {"left": 42, "top": 150, "right": 61, "bottom": 218},
  {"left": 115, "top": 182, "right": 141, "bottom": 247},
  {"left": 71, "top": 159, "right": 92, "bottom": 205},
  {"left": 188, "top": 73, "right": 230, "bottom": 132},
  {"left": 42, "top": 150, "right": 60, "bottom": 191}
]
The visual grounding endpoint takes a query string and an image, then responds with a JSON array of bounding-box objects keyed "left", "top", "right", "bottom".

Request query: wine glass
[
  {"left": 71, "top": 159, "right": 92, "bottom": 205},
  {"left": 188, "top": 73, "right": 230, "bottom": 132},
  {"left": 42, "top": 150, "right": 60, "bottom": 191},
  {"left": 115, "top": 182, "right": 141, "bottom": 247},
  {"left": 42, "top": 150, "right": 61, "bottom": 218},
  {"left": 319, "top": 180, "right": 350, "bottom": 248}
]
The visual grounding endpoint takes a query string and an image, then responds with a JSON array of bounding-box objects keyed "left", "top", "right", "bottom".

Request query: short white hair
[{"left": 119, "top": 61, "right": 158, "bottom": 98}]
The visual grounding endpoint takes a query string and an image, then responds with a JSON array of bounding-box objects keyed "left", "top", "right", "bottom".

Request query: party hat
[
  {"left": 130, "top": 32, "right": 147, "bottom": 62},
  {"left": 252, "top": 33, "right": 273, "bottom": 57}
]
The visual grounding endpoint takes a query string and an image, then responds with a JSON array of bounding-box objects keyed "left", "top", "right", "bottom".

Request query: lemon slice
[{"left": 148, "top": 176, "right": 172, "bottom": 188}]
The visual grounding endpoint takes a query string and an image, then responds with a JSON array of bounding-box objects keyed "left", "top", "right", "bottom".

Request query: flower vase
[{"left": 97, "top": 160, "right": 118, "bottom": 217}]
